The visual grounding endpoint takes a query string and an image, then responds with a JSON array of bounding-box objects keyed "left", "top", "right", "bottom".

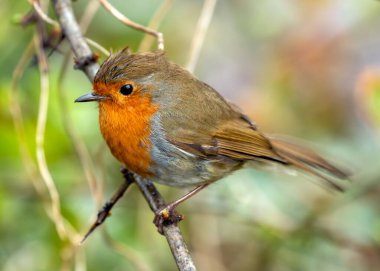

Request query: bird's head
[{"left": 75, "top": 48, "right": 167, "bottom": 106}]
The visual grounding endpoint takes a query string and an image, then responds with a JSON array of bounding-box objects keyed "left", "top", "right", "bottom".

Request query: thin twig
[
  {"left": 57, "top": 1, "right": 107, "bottom": 208},
  {"left": 34, "top": 30, "right": 69, "bottom": 241},
  {"left": 9, "top": 40, "right": 44, "bottom": 195},
  {"left": 52, "top": 1, "right": 196, "bottom": 269},
  {"left": 11, "top": 35, "right": 81, "bottom": 271},
  {"left": 85, "top": 38, "right": 110, "bottom": 56},
  {"left": 80, "top": 1, "right": 110, "bottom": 56},
  {"left": 81, "top": 171, "right": 133, "bottom": 243},
  {"left": 186, "top": 0, "right": 217, "bottom": 73},
  {"left": 74, "top": 246, "right": 86, "bottom": 271},
  {"left": 98, "top": 0, "right": 164, "bottom": 50},
  {"left": 138, "top": 0, "right": 174, "bottom": 52},
  {"left": 78, "top": 0, "right": 100, "bottom": 32},
  {"left": 53, "top": 0, "right": 99, "bottom": 80},
  {"left": 57, "top": 50, "right": 104, "bottom": 208},
  {"left": 33, "top": 4, "right": 82, "bottom": 243},
  {"left": 29, "top": 0, "right": 60, "bottom": 29}
]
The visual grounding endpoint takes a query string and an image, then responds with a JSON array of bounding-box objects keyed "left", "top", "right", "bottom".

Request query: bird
[{"left": 75, "top": 48, "right": 349, "bottom": 229}]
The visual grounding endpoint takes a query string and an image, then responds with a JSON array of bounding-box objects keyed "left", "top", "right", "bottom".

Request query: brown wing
[
  {"left": 169, "top": 118, "right": 286, "bottom": 163},
  {"left": 169, "top": 119, "right": 349, "bottom": 192},
  {"left": 213, "top": 120, "right": 286, "bottom": 162}
]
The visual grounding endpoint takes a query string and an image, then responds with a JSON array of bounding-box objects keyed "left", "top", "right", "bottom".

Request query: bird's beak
[{"left": 75, "top": 92, "right": 110, "bottom": 103}]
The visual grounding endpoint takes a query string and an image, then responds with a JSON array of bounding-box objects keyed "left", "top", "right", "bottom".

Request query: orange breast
[{"left": 98, "top": 94, "right": 158, "bottom": 177}]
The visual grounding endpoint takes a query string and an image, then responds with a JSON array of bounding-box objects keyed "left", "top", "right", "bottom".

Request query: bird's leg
[{"left": 154, "top": 183, "right": 210, "bottom": 234}]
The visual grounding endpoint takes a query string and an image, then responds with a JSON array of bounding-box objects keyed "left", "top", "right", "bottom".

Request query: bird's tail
[{"left": 268, "top": 136, "right": 350, "bottom": 192}]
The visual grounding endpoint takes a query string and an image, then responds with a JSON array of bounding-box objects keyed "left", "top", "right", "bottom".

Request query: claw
[
  {"left": 153, "top": 206, "right": 184, "bottom": 234},
  {"left": 160, "top": 208, "right": 170, "bottom": 220},
  {"left": 151, "top": 184, "right": 208, "bottom": 234}
]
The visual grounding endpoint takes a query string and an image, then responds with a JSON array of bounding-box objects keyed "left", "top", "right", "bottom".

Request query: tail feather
[{"left": 268, "top": 136, "right": 350, "bottom": 192}]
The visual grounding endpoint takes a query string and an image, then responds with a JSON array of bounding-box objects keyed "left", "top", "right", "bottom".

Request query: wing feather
[{"left": 213, "top": 121, "right": 286, "bottom": 162}]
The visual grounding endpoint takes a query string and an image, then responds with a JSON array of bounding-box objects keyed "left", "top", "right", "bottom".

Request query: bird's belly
[{"left": 149, "top": 154, "right": 210, "bottom": 187}]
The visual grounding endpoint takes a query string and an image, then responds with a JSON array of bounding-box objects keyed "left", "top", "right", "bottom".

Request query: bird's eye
[{"left": 120, "top": 84, "right": 134, "bottom": 96}]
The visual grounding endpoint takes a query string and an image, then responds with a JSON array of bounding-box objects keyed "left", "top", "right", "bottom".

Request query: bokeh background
[{"left": 1, "top": 0, "right": 380, "bottom": 270}]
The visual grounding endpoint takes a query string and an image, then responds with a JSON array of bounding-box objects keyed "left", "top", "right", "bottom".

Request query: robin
[{"left": 76, "top": 48, "right": 349, "bottom": 228}]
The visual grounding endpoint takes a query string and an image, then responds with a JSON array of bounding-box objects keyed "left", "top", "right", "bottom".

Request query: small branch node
[{"left": 74, "top": 53, "right": 99, "bottom": 71}]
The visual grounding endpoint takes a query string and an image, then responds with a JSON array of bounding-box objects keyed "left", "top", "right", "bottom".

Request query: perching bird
[{"left": 76, "top": 48, "right": 349, "bottom": 226}]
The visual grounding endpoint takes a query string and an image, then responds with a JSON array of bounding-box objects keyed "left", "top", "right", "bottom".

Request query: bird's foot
[{"left": 153, "top": 205, "right": 184, "bottom": 235}]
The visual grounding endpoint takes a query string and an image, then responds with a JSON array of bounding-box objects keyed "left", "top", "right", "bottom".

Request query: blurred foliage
[{"left": 1, "top": 0, "right": 380, "bottom": 270}]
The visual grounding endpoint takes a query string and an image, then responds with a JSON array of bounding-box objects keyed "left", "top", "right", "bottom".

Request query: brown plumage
[{"left": 76, "top": 48, "right": 350, "bottom": 193}]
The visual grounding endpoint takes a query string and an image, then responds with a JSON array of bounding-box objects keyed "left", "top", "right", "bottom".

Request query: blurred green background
[{"left": 1, "top": 0, "right": 380, "bottom": 270}]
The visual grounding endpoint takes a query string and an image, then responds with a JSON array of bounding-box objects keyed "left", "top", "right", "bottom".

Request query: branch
[
  {"left": 98, "top": 0, "right": 164, "bottom": 50},
  {"left": 81, "top": 170, "right": 133, "bottom": 243},
  {"left": 34, "top": 18, "right": 69, "bottom": 241},
  {"left": 52, "top": 0, "right": 196, "bottom": 270},
  {"left": 53, "top": 0, "right": 99, "bottom": 80},
  {"left": 29, "top": 0, "right": 60, "bottom": 29},
  {"left": 138, "top": 0, "right": 174, "bottom": 52},
  {"left": 134, "top": 176, "right": 196, "bottom": 271}
]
